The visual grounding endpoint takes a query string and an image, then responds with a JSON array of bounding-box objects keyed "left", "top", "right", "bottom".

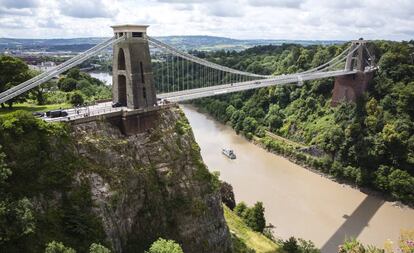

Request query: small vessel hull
[{"left": 222, "top": 149, "right": 236, "bottom": 159}]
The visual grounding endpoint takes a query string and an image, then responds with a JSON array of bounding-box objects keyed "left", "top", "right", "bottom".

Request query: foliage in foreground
[
  {"left": 44, "top": 241, "right": 110, "bottom": 253},
  {"left": 234, "top": 202, "right": 266, "bottom": 233},
  {"left": 145, "top": 238, "right": 183, "bottom": 253},
  {"left": 280, "top": 237, "right": 320, "bottom": 253},
  {"left": 0, "top": 111, "right": 108, "bottom": 252},
  {"left": 338, "top": 229, "right": 414, "bottom": 253},
  {"left": 223, "top": 205, "right": 280, "bottom": 253}
]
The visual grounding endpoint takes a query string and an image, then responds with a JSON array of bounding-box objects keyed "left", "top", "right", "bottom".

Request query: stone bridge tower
[
  {"left": 112, "top": 25, "right": 157, "bottom": 109},
  {"left": 331, "top": 39, "right": 375, "bottom": 106}
]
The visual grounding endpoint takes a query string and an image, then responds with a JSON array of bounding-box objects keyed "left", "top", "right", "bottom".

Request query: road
[{"left": 43, "top": 102, "right": 122, "bottom": 122}]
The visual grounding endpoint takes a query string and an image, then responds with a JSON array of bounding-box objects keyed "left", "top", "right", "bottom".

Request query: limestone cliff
[{"left": 69, "top": 106, "right": 232, "bottom": 253}]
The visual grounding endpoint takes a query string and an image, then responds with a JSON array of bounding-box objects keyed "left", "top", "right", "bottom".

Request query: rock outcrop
[{"left": 70, "top": 106, "right": 232, "bottom": 253}]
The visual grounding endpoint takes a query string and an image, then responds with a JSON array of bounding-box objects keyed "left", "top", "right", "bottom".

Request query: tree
[
  {"left": 69, "top": 91, "right": 85, "bottom": 106},
  {"left": 243, "top": 202, "right": 266, "bottom": 233},
  {"left": 220, "top": 181, "right": 236, "bottom": 210},
  {"left": 146, "top": 238, "right": 183, "bottom": 253},
  {"left": 388, "top": 169, "right": 414, "bottom": 202},
  {"left": 89, "top": 243, "right": 111, "bottom": 253},
  {"left": 77, "top": 80, "right": 95, "bottom": 97},
  {"left": 265, "top": 104, "right": 284, "bottom": 131},
  {"left": 318, "top": 125, "right": 344, "bottom": 158},
  {"left": 282, "top": 237, "right": 299, "bottom": 253},
  {"left": 67, "top": 68, "right": 81, "bottom": 80},
  {"left": 0, "top": 55, "right": 31, "bottom": 108},
  {"left": 242, "top": 116, "right": 258, "bottom": 134},
  {"left": 234, "top": 202, "right": 266, "bottom": 233},
  {"left": 45, "top": 241, "right": 76, "bottom": 253},
  {"left": 234, "top": 202, "right": 248, "bottom": 217},
  {"left": 0, "top": 147, "right": 35, "bottom": 245},
  {"left": 58, "top": 78, "right": 78, "bottom": 92},
  {"left": 31, "top": 79, "right": 55, "bottom": 105}
]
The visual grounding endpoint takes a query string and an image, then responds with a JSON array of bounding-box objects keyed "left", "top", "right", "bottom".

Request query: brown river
[{"left": 182, "top": 104, "right": 414, "bottom": 253}]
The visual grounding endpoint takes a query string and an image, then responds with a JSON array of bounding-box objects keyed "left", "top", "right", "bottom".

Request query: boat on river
[{"left": 222, "top": 148, "right": 236, "bottom": 159}]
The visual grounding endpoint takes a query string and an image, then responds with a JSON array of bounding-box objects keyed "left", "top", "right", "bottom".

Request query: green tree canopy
[
  {"left": 45, "top": 241, "right": 76, "bottom": 253},
  {"left": 146, "top": 238, "right": 184, "bottom": 253},
  {"left": 58, "top": 78, "right": 78, "bottom": 92},
  {"left": 0, "top": 55, "right": 31, "bottom": 107},
  {"left": 69, "top": 91, "right": 85, "bottom": 106},
  {"left": 89, "top": 243, "right": 111, "bottom": 253}
]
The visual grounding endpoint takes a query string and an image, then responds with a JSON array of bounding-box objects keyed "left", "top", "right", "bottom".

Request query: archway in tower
[
  {"left": 118, "top": 48, "right": 126, "bottom": 70},
  {"left": 118, "top": 75, "right": 127, "bottom": 106}
]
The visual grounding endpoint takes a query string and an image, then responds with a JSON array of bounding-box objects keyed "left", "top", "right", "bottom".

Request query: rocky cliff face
[{"left": 70, "top": 106, "right": 232, "bottom": 253}]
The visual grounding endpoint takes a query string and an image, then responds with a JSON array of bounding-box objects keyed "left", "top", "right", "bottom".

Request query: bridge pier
[
  {"left": 331, "top": 71, "right": 373, "bottom": 106},
  {"left": 331, "top": 39, "right": 374, "bottom": 107},
  {"left": 112, "top": 25, "right": 157, "bottom": 110}
]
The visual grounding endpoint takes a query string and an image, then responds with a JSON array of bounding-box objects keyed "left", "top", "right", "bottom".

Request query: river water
[
  {"left": 89, "top": 71, "right": 112, "bottom": 86},
  {"left": 181, "top": 104, "right": 414, "bottom": 253},
  {"left": 90, "top": 71, "right": 414, "bottom": 252}
]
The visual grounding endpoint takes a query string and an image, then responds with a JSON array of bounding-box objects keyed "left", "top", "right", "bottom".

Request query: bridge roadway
[
  {"left": 43, "top": 69, "right": 359, "bottom": 123},
  {"left": 44, "top": 102, "right": 121, "bottom": 122},
  {"left": 158, "top": 69, "right": 358, "bottom": 102}
]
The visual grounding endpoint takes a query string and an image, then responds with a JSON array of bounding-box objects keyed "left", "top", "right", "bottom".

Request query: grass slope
[
  {"left": 0, "top": 102, "right": 70, "bottom": 116},
  {"left": 224, "top": 205, "right": 281, "bottom": 253}
]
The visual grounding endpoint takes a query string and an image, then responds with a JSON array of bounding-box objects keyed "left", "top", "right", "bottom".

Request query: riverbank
[
  {"left": 191, "top": 103, "right": 412, "bottom": 209},
  {"left": 181, "top": 104, "right": 414, "bottom": 253},
  {"left": 252, "top": 137, "right": 410, "bottom": 209}
]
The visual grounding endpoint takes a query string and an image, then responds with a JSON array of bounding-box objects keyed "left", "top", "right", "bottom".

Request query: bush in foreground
[{"left": 146, "top": 238, "right": 183, "bottom": 253}]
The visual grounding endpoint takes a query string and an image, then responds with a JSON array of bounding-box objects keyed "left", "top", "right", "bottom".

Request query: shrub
[
  {"left": 282, "top": 237, "right": 299, "bottom": 253},
  {"left": 146, "top": 238, "right": 183, "bottom": 253},
  {"left": 243, "top": 202, "right": 266, "bottom": 233},
  {"left": 58, "top": 78, "right": 77, "bottom": 92},
  {"left": 89, "top": 243, "right": 111, "bottom": 253},
  {"left": 69, "top": 91, "right": 85, "bottom": 106},
  {"left": 45, "top": 241, "right": 76, "bottom": 253},
  {"left": 234, "top": 202, "right": 248, "bottom": 217},
  {"left": 234, "top": 202, "right": 266, "bottom": 233},
  {"left": 281, "top": 237, "right": 320, "bottom": 253}
]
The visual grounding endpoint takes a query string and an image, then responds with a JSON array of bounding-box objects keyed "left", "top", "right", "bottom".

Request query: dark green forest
[{"left": 192, "top": 41, "right": 414, "bottom": 204}]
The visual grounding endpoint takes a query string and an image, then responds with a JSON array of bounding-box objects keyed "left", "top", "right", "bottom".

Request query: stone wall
[{"left": 331, "top": 71, "right": 374, "bottom": 106}]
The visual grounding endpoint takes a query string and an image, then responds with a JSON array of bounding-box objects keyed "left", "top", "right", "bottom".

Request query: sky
[{"left": 0, "top": 0, "right": 413, "bottom": 40}]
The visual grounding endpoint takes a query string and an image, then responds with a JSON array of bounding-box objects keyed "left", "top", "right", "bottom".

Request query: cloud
[
  {"left": 0, "top": 0, "right": 38, "bottom": 17},
  {"left": 173, "top": 4, "right": 194, "bottom": 11},
  {"left": 0, "top": 17, "right": 32, "bottom": 29},
  {"left": 247, "top": 0, "right": 303, "bottom": 8},
  {"left": 38, "top": 18, "right": 62, "bottom": 29},
  {"left": 0, "top": 0, "right": 39, "bottom": 9},
  {"left": 204, "top": 1, "right": 245, "bottom": 17},
  {"left": 58, "top": 0, "right": 117, "bottom": 19},
  {"left": 0, "top": 7, "right": 33, "bottom": 16},
  {"left": 0, "top": 0, "right": 413, "bottom": 41},
  {"left": 311, "top": 0, "right": 362, "bottom": 9},
  {"left": 156, "top": 0, "right": 216, "bottom": 3}
]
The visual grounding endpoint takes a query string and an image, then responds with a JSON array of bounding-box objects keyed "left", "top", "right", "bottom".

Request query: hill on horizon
[{"left": 0, "top": 35, "right": 346, "bottom": 52}]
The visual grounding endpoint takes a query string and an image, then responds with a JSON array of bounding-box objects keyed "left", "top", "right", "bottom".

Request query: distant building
[{"left": 29, "top": 61, "right": 56, "bottom": 72}]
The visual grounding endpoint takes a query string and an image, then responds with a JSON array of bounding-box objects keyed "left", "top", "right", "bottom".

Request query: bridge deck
[{"left": 158, "top": 69, "right": 358, "bottom": 102}]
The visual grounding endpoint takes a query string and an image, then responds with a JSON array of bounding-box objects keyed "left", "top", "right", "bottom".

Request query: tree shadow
[{"left": 320, "top": 195, "right": 384, "bottom": 253}]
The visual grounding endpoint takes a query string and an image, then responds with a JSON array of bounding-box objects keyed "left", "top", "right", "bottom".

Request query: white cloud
[
  {"left": 247, "top": 0, "right": 303, "bottom": 8},
  {"left": 58, "top": 0, "right": 118, "bottom": 19},
  {"left": 203, "top": 1, "right": 245, "bottom": 17},
  {"left": 0, "top": 0, "right": 39, "bottom": 9},
  {"left": 0, "top": 0, "right": 412, "bottom": 40}
]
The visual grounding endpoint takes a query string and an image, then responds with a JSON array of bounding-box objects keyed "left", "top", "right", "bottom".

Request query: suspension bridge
[{"left": 0, "top": 25, "right": 376, "bottom": 123}]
